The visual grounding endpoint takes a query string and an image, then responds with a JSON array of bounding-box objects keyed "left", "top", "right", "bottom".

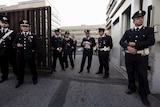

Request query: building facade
[
  {"left": 0, "top": 0, "right": 61, "bottom": 30},
  {"left": 106, "top": 0, "right": 160, "bottom": 94},
  {"left": 61, "top": 24, "right": 106, "bottom": 46}
]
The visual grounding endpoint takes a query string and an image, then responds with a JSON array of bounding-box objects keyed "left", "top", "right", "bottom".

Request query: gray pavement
[{"left": 0, "top": 55, "right": 160, "bottom": 107}]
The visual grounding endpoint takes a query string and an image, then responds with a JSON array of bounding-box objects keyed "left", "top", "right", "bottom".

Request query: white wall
[
  {"left": 147, "top": 0, "right": 160, "bottom": 94},
  {"left": 110, "top": 0, "right": 132, "bottom": 66}
]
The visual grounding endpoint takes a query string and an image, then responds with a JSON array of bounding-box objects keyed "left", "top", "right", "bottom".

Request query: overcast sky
[{"left": 0, "top": 0, "right": 109, "bottom": 26}]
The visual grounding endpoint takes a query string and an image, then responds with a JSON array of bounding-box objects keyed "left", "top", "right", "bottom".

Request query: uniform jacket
[
  {"left": 98, "top": 34, "right": 113, "bottom": 55},
  {"left": 81, "top": 37, "right": 96, "bottom": 50},
  {"left": 63, "top": 38, "right": 74, "bottom": 55},
  {"left": 13, "top": 32, "right": 36, "bottom": 60},
  {"left": 81, "top": 37, "right": 96, "bottom": 55},
  {"left": 119, "top": 26, "right": 155, "bottom": 51},
  {"left": 51, "top": 35, "right": 64, "bottom": 52},
  {"left": 0, "top": 28, "right": 16, "bottom": 56}
]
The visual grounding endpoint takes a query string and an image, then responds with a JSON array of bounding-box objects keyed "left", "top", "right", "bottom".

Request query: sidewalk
[{"left": 0, "top": 55, "right": 160, "bottom": 107}]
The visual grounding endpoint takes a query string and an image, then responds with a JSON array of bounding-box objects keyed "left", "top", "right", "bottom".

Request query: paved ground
[{"left": 0, "top": 55, "right": 160, "bottom": 107}]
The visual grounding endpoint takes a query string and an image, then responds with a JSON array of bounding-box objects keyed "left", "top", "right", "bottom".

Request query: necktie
[
  {"left": 136, "top": 28, "right": 139, "bottom": 31},
  {"left": 25, "top": 32, "right": 27, "bottom": 37}
]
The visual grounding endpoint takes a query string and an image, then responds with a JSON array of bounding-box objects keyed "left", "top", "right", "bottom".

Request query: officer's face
[
  {"left": 0, "top": 22, "right": 9, "bottom": 28},
  {"left": 55, "top": 31, "right": 60, "bottom": 36},
  {"left": 21, "top": 25, "right": 30, "bottom": 32},
  {"left": 65, "top": 34, "right": 69, "bottom": 38},
  {"left": 86, "top": 33, "right": 90, "bottom": 38},
  {"left": 99, "top": 31, "right": 104, "bottom": 36},
  {"left": 133, "top": 16, "right": 144, "bottom": 26}
]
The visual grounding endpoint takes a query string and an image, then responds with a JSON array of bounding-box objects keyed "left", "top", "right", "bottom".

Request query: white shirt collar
[
  {"left": 100, "top": 34, "right": 105, "bottom": 37},
  {"left": 55, "top": 34, "right": 61, "bottom": 38},
  {"left": 135, "top": 25, "right": 143, "bottom": 30},
  {"left": 1, "top": 28, "right": 9, "bottom": 33},
  {"left": 86, "top": 36, "right": 90, "bottom": 39},
  {"left": 21, "top": 31, "right": 31, "bottom": 35}
]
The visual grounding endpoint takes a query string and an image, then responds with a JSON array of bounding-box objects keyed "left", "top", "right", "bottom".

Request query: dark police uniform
[
  {"left": 13, "top": 20, "right": 38, "bottom": 88},
  {"left": 63, "top": 31, "right": 74, "bottom": 68},
  {"left": 79, "top": 30, "right": 96, "bottom": 73},
  {"left": 0, "top": 15, "right": 17, "bottom": 83},
  {"left": 51, "top": 29, "right": 65, "bottom": 73},
  {"left": 97, "top": 28, "right": 113, "bottom": 78},
  {"left": 72, "top": 38, "right": 77, "bottom": 59},
  {"left": 119, "top": 10, "right": 155, "bottom": 106}
]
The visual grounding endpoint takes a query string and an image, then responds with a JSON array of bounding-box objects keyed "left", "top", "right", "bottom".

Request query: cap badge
[
  {"left": 3, "top": 17, "right": 7, "bottom": 20},
  {"left": 23, "top": 20, "right": 28, "bottom": 24}
]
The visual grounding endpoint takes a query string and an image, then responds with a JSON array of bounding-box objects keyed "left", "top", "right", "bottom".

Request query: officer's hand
[
  {"left": 58, "top": 48, "right": 62, "bottom": 52},
  {"left": 129, "top": 42, "right": 136, "bottom": 47},
  {"left": 127, "top": 46, "right": 137, "bottom": 55},
  {"left": 67, "top": 43, "right": 70, "bottom": 46},
  {"left": 17, "top": 43, "right": 23, "bottom": 47}
]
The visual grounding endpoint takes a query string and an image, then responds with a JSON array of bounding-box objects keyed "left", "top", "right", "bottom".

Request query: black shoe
[
  {"left": 141, "top": 97, "right": 150, "bottom": 106},
  {"left": 71, "top": 66, "right": 74, "bottom": 69},
  {"left": 33, "top": 79, "right": 38, "bottom": 85},
  {"left": 62, "top": 68, "right": 66, "bottom": 71},
  {"left": 65, "top": 66, "right": 68, "bottom": 68},
  {"left": 0, "top": 78, "right": 8, "bottom": 83},
  {"left": 87, "top": 69, "right": 90, "bottom": 73},
  {"left": 125, "top": 89, "right": 136, "bottom": 94},
  {"left": 15, "top": 82, "right": 23, "bottom": 88},
  {"left": 96, "top": 71, "right": 103, "bottom": 74},
  {"left": 103, "top": 74, "right": 109, "bottom": 78},
  {"left": 79, "top": 69, "right": 83, "bottom": 73},
  {"left": 51, "top": 69, "right": 57, "bottom": 74}
]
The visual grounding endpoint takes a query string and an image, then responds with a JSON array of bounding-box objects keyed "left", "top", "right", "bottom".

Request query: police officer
[
  {"left": 96, "top": 28, "right": 113, "bottom": 78},
  {"left": 51, "top": 28, "right": 65, "bottom": 73},
  {"left": 72, "top": 35, "right": 77, "bottom": 59},
  {"left": 13, "top": 19, "right": 38, "bottom": 88},
  {"left": 79, "top": 30, "right": 96, "bottom": 73},
  {"left": 119, "top": 10, "right": 155, "bottom": 106},
  {"left": 63, "top": 31, "right": 74, "bottom": 69},
  {"left": 0, "top": 15, "right": 17, "bottom": 83}
]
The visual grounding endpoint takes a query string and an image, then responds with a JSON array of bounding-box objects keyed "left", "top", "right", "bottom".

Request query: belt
[
  {"left": 99, "top": 46, "right": 110, "bottom": 51},
  {"left": 126, "top": 48, "right": 149, "bottom": 55}
]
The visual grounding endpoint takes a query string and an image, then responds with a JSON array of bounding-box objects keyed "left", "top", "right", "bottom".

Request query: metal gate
[{"left": 0, "top": 6, "right": 52, "bottom": 70}]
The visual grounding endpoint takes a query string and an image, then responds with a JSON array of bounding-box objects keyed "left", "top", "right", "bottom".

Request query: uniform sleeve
[
  {"left": 10, "top": 31, "right": 17, "bottom": 44},
  {"left": 119, "top": 31, "right": 129, "bottom": 49},
  {"left": 70, "top": 39, "right": 74, "bottom": 47},
  {"left": 91, "top": 37, "right": 96, "bottom": 47},
  {"left": 33, "top": 34, "right": 37, "bottom": 49},
  {"left": 12, "top": 34, "right": 19, "bottom": 49},
  {"left": 62, "top": 39, "right": 65, "bottom": 51},
  {"left": 59, "top": 38, "right": 64, "bottom": 48},
  {"left": 135, "top": 27, "right": 155, "bottom": 49},
  {"left": 109, "top": 36, "right": 113, "bottom": 49},
  {"left": 81, "top": 38, "right": 84, "bottom": 47}
]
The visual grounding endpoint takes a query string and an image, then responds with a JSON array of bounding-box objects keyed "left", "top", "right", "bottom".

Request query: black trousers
[
  {"left": 98, "top": 52, "right": 109, "bottom": 75},
  {"left": 125, "top": 53, "right": 150, "bottom": 97},
  {"left": 0, "top": 55, "right": 8, "bottom": 79},
  {"left": 17, "top": 56, "right": 37, "bottom": 83},
  {"left": 64, "top": 54, "right": 74, "bottom": 68},
  {"left": 8, "top": 51, "right": 17, "bottom": 77},
  {"left": 80, "top": 50, "right": 93, "bottom": 70},
  {"left": 72, "top": 49, "right": 76, "bottom": 59},
  {"left": 52, "top": 51, "right": 64, "bottom": 70}
]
